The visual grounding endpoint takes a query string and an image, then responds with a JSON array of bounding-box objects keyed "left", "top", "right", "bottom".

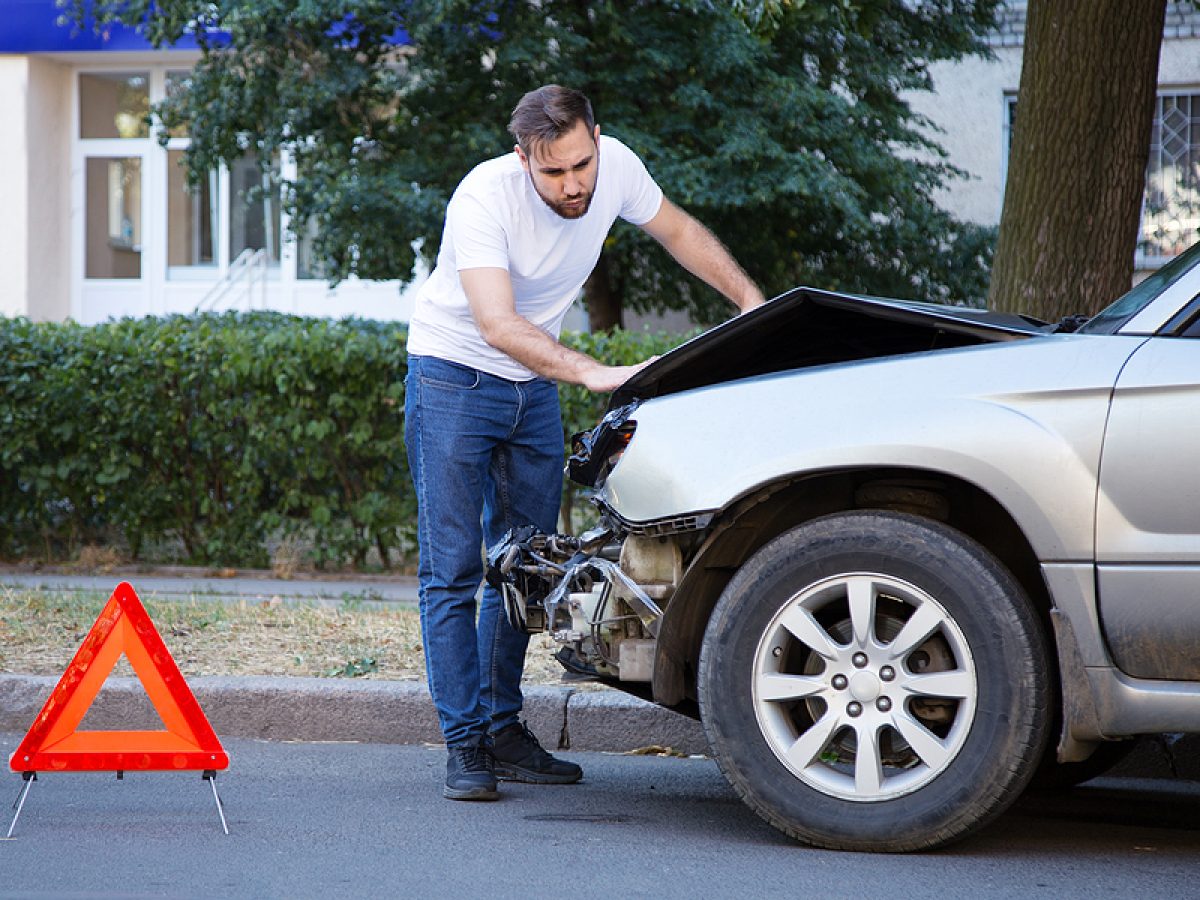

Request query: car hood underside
[{"left": 611, "top": 288, "right": 1044, "bottom": 407}]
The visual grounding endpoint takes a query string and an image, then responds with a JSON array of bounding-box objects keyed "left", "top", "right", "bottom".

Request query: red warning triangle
[{"left": 9, "top": 582, "right": 229, "bottom": 773}]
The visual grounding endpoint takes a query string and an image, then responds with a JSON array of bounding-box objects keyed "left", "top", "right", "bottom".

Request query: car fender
[{"left": 601, "top": 335, "right": 1144, "bottom": 563}]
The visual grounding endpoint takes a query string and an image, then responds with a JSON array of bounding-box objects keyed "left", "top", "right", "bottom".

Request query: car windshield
[{"left": 1077, "top": 240, "right": 1200, "bottom": 334}]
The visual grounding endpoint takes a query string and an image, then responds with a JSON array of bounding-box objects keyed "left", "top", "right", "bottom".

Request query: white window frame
[{"left": 68, "top": 57, "right": 412, "bottom": 323}]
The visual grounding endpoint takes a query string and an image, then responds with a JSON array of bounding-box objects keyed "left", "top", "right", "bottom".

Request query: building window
[
  {"left": 163, "top": 71, "right": 191, "bottom": 139},
  {"left": 85, "top": 157, "right": 141, "bottom": 278},
  {"left": 79, "top": 72, "right": 150, "bottom": 139},
  {"left": 1141, "top": 93, "right": 1200, "bottom": 262},
  {"left": 166, "top": 150, "right": 217, "bottom": 277},
  {"left": 296, "top": 217, "right": 328, "bottom": 280},
  {"left": 229, "top": 154, "right": 281, "bottom": 266}
]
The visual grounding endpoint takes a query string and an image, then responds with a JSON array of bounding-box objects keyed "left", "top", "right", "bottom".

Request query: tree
[
  {"left": 987, "top": 0, "right": 1168, "bottom": 321},
  {"left": 68, "top": 0, "right": 1002, "bottom": 328}
]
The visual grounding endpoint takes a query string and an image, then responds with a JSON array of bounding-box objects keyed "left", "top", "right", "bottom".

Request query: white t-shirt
[{"left": 406, "top": 135, "right": 664, "bottom": 381}]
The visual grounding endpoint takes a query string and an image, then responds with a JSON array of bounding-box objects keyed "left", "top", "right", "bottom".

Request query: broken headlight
[{"left": 566, "top": 401, "right": 639, "bottom": 488}]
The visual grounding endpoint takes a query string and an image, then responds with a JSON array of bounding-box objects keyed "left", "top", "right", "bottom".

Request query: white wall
[
  {"left": 0, "top": 56, "right": 31, "bottom": 317},
  {"left": 25, "top": 56, "right": 70, "bottom": 321},
  {"left": 0, "top": 55, "right": 71, "bottom": 320},
  {"left": 910, "top": 47, "right": 1023, "bottom": 227},
  {"left": 1159, "top": 33, "right": 1200, "bottom": 89}
]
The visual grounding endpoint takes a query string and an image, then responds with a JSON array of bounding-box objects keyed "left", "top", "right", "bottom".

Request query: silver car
[{"left": 488, "top": 240, "right": 1200, "bottom": 851}]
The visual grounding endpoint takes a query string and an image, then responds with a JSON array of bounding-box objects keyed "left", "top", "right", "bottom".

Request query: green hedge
[{"left": 0, "top": 313, "right": 688, "bottom": 568}]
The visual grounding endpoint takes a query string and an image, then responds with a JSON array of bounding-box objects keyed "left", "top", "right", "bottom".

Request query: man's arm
[
  {"left": 640, "top": 199, "right": 765, "bottom": 312},
  {"left": 460, "top": 267, "right": 651, "bottom": 392}
]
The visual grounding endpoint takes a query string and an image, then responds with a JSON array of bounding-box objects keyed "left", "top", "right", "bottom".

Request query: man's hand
[{"left": 581, "top": 357, "right": 658, "bottom": 393}]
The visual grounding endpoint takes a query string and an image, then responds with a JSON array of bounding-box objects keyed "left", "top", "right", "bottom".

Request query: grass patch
[{"left": 0, "top": 586, "right": 571, "bottom": 685}]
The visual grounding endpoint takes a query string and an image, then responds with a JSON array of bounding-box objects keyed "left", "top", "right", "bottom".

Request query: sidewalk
[{"left": 0, "top": 566, "right": 420, "bottom": 607}]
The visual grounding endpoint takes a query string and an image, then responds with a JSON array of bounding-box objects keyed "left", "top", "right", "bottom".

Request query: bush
[
  {"left": 0, "top": 314, "right": 691, "bottom": 567},
  {"left": 0, "top": 312, "right": 410, "bottom": 568}
]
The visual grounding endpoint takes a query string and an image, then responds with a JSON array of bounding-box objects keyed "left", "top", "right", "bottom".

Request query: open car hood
[{"left": 610, "top": 288, "right": 1046, "bottom": 408}]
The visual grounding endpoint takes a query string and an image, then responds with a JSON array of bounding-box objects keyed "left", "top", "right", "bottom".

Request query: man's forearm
[
  {"left": 478, "top": 314, "right": 648, "bottom": 392},
  {"left": 460, "top": 266, "right": 651, "bottom": 393},
  {"left": 479, "top": 314, "right": 596, "bottom": 382},
  {"left": 641, "top": 199, "right": 764, "bottom": 312},
  {"left": 664, "top": 213, "right": 764, "bottom": 311}
]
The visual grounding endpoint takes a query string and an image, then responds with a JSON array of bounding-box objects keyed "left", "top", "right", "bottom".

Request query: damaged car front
[{"left": 487, "top": 250, "right": 1200, "bottom": 852}]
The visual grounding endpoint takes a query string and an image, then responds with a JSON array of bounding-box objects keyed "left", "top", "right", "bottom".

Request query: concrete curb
[
  {"left": 0, "top": 675, "right": 711, "bottom": 757},
  {"left": 3, "top": 673, "right": 1197, "bottom": 778}
]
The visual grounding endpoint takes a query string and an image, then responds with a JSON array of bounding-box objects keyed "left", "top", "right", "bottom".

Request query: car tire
[{"left": 698, "top": 510, "right": 1051, "bottom": 852}]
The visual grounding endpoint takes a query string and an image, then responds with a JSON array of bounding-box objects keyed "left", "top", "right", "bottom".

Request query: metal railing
[{"left": 195, "top": 248, "right": 269, "bottom": 312}]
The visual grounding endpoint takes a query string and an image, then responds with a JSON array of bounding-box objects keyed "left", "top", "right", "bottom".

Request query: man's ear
[
  {"left": 593, "top": 124, "right": 601, "bottom": 144},
  {"left": 514, "top": 144, "right": 530, "bottom": 172}
]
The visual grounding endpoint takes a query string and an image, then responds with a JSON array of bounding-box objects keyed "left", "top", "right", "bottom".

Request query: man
[{"left": 405, "top": 84, "right": 763, "bottom": 801}]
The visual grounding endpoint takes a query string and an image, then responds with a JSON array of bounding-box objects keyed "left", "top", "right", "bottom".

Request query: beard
[{"left": 532, "top": 180, "right": 594, "bottom": 220}]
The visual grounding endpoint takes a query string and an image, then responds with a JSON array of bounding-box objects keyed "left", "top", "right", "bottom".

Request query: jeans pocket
[{"left": 415, "top": 357, "right": 481, "bottom": 391}]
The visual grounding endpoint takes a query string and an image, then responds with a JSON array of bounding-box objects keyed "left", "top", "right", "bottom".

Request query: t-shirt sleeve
[
  {"left": 613, "top": 139, "right": 664, "bottom": 226},
  {"left": 447, "top": 184, "right": 510, "bottom": 271}
]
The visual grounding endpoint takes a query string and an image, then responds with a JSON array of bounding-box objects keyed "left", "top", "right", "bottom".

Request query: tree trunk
[
  {"left": 583, "top": 251, "right": 622, "bottom": 331},
  {"left": 987, "top": 0, "right": 1166, "bottom": 321}
]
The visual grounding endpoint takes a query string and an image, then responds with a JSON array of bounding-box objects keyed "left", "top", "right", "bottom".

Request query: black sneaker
[
  {"left": 444, "top": 744, "right": 499, "bottom": 800},
  {"left": 492, "top": 722, "right": 583, "bottom": 784}
]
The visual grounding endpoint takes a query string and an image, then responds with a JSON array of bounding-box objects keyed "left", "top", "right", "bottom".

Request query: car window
[
  {"left": 1078, "top": 240, "right": 1200, "bottom": 335},
  {"left": 1179, "top": 315, "right": 1200, "bottom": 338}
]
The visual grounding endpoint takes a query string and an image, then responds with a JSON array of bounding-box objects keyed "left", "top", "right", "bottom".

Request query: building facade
[
  {"left": 0, "top": 0, "right": 420, "bottom": 324},
  {"left": 910, "top": 1, "right": 1200, "bottom": 272}
]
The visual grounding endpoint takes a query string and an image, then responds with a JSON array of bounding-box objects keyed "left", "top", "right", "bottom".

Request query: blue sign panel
[{"left": 0, "top": 0, "right": 202, "bottom": 52}]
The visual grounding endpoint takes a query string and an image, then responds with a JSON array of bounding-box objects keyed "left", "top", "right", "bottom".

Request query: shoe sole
[
  {"left": 443, "top": 785, "right": 500, "bottom": 801},
  {"left": 494, "top": 764, "right": 582, "bottom": 785}
]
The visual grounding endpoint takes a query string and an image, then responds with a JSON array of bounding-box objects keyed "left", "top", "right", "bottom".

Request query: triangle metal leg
[
  {"left": 6, "top": 772, "right": 36, "bottom": 839},
  {"left": 203, "top": 770, "right": 229, "bottom": 835}
]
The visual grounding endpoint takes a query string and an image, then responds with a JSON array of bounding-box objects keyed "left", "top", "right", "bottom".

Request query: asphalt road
[{"left": 2, "top": 733, "right": 1197, "bottom": 899}]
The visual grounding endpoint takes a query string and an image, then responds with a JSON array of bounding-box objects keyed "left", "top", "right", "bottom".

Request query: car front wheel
[{"left": 698, "top": 511, "right": 1050, "bottom": 852}]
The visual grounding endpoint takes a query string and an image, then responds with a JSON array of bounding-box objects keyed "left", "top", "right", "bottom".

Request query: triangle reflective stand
[{"left": 6, "top": 582, "right": 230, "bottom": 837}]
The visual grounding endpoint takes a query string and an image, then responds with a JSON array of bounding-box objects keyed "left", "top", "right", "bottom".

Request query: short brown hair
[{"left": 508, "top": 85, "right": 595, "bottom": 157}]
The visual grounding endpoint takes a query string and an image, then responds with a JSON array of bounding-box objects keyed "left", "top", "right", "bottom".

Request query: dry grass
[
  {"left": 73, "top": 545, "right": 125, "bottom": 573},
  {"left": 269, "top": 535, "right": 307, "bottom": 580},
  {"left": 0, "top": 586, "right": 574, "bottom": 686}
]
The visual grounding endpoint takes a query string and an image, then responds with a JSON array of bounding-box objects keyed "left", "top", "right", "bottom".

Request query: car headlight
[{"left": 567, "top": 402, "right": 639, "bottom": 488}]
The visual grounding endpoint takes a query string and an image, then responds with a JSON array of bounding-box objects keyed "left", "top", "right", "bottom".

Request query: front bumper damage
[{"left": 485, "top": 521, "right": 676, "bottom": 683}]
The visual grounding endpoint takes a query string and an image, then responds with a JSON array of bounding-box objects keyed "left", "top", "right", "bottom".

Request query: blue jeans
[{"left": 404, "top": 355, "right": 564, "bottom": 748}]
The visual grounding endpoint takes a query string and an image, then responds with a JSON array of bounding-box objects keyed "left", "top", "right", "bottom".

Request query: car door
[{"left": 1096, "top": 333, "right": 1200, "bottom": 679}]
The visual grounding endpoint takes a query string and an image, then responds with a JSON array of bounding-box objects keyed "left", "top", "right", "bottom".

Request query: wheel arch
[{"left": 651, "top": 467, "right": 1056, "bottom": 710}]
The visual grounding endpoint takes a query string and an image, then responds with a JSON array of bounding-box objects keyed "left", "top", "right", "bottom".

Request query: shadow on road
[{"left": 1012, "top": 777, "right": 1200, "bottom": 832}]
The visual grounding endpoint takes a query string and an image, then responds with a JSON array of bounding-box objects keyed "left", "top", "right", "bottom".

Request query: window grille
[{"left": 1141, "top": 93, "right": 1200, "bottom": 262}]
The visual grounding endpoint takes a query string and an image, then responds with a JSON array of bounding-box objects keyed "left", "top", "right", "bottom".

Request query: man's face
[{"left": 516, "top": 122, "right": 601, "bottom": 220}]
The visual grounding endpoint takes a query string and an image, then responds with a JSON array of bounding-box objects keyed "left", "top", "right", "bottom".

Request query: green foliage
[
  {"left": 0, "top": 313, "right": 412, "bottom": 568},
  {"left": 327, "top": 655, "right": 381, "bottom": 677},
  {"left": 65, "top": 0, "right": 1000, "bottom": 321},
  {"left": 0, "top": 313, "right": 677, "bottom": 564}
]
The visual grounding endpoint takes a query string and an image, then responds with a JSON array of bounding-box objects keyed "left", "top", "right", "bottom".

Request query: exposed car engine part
[{"left": 486, "top": 523, "right": 665, "bottom": 681}]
